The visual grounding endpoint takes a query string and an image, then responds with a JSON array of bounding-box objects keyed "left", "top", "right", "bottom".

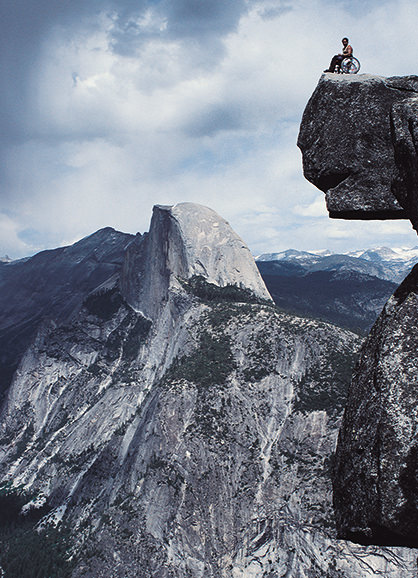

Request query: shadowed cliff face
[
  {"left": 121, "top": 203, "right": 272, "bottom": 320},
  {"left": 298, "top": 74, "right": 418, "bottom": 227},
  {"left": 0, "top": 228, "right": 134, "bottom": 402},
  {"left": 333, "top": 267, "right": 418, "bottom": 547},
  {"left": 299, "top": 74, "right": 418, "bottom": 548}
]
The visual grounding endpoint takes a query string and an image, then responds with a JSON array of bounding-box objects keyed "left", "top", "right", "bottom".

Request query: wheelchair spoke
[{"left": 341, "top": 57, "right": 360, "bottom": 74}]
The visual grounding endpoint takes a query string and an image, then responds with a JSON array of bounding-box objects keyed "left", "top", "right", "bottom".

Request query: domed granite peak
[
  {"left": 165, "top": 202, "right": 269, "bottom": 292},
  {"left": 121, "top": 202, "right": 272, "bottom": 319}
]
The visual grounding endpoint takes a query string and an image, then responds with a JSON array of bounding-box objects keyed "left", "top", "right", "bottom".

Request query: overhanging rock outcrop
[
  {"left": 299, "top": 73, "right": 418, "bottom": 547},
  {"left": 298, "top": 73, "right": 418, "bottom": 227}
]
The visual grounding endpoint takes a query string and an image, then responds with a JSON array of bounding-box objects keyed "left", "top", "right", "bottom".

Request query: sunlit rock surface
[
  {"left": 1, "top": 203, "right": 416, "bottom": 576},
  {"left": 121, "top": 203, "right": 271, "bottom": 320}
]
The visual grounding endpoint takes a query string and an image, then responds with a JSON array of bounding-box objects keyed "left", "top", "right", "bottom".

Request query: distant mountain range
[
  {"left": 2, "top": 244, "right": 416, "bottom": 340},
  {"left": 256, "top": 247, "right": 418, "bottom": 334},
  {"left": 257, "top": 247, "right": 418, "bottom": 283}
]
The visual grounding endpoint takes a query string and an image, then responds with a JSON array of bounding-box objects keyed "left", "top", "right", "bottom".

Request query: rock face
[
  {"left": 121, "top": 203, "right": 271, "bottom": 319},
  {"left": 0, "top": 227, "right": 134, "bottom": 400},
  {"left": 334, "top": 264, "right": 418, "bottom": 546},
  {"left": 299, "top": 74, "right": 418, "bottom": 548},
  {"left": 2, "top": 202, "right": 416, "bottom": 576},
  {"left": 297, "top": 74, "right": 418, "bottom": 225}
]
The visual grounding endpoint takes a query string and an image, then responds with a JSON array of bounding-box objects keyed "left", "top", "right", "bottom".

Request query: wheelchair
[{"left": 336, "top": 56, "right": 361, "bottom": 74}]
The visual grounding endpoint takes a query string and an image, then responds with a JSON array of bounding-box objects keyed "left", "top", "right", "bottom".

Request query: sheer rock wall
[{"left": 299, "top": 73, "right": 418, "bottom": 547}]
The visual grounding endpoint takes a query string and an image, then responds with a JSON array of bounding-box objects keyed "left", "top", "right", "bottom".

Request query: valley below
[{"left": 0, "top": 203, "right": 417, "bottom": 577}]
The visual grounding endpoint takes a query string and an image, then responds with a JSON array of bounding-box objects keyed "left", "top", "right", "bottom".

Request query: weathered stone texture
[
  {"left": 121, "top": 202, "right": 271, "bottom": 320},
  {"left": 298, "top": 74, "right": 418, "bottom": 224},
  {"left": 2, "top": 202, "right": 415, "bottom": 575},
  {"left": 334, "top": 264, "right": 418, "bottom": 546},
  {"left": 299, "top": 73, "right": 418, "bottom": 549}
]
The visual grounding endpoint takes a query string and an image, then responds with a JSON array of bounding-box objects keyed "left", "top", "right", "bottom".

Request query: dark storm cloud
[
  {"left": 164, "top": 0, "right": 248, "bottom": 36},
  {"left": 0, "top": 0, "right": 107, "bottom": 142},
  {"left": 0, "top": 0, "right": 250, "bottom": 142},
  {"left": 109, "top": 0, "right": 251, "bottom": 61}
]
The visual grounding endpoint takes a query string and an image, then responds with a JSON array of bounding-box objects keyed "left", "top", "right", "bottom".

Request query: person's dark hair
[{"left": 342, "top": 37, "right": 349, "bottom": 42}]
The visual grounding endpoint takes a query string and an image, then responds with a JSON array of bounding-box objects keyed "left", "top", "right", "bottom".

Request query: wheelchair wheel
[{"left": 341, "top": 57, "right": 360, "bottom": 74}]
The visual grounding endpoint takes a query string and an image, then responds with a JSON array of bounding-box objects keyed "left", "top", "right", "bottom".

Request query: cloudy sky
[{"left": 2, "top": 0, "right": 418, "bottom": 259}]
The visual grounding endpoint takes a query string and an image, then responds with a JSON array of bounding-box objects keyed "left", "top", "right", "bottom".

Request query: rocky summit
[
  {"left": 298, "top": 73, "right": 418, "bottom": 224},
  {"left": 299, "top": 74, "right": 418, "bottom": 550},
  {"left": 0, "top": 227, "right": 134, "bottom": 401},
  {"left": 2, "top": 202, "right": 416, "bottom": 576}
]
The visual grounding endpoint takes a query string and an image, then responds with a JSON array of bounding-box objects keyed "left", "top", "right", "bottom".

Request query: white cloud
[
  {"left": 2, "top": 0, "right": 418, "bottom": 258},
  {"left": 0, "top": 213, "right": 34, "bottom": 258},
  {"left": 294, "top": 194, "right": 328, "bottom": 217}
]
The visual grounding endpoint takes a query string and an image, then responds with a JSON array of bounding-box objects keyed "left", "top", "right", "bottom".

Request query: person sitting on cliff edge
[{"left": 324, "top": 37, "right": 353, "bottom": 73}]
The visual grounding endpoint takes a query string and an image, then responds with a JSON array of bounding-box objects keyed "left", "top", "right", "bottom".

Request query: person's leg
[
  {"left": 335, "top": 55, "right": 344, "bottom": 71},
  {"left": 325, "top": 54, "right": 340, "bottom": 72}
]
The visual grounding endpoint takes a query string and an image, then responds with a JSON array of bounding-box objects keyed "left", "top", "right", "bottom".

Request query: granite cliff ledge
[
  {"left": 298, "top": 73, "right": 418, "bottom": 227},
  {"left": 299, "top": 73, "right": 418, "bottom": 548}
]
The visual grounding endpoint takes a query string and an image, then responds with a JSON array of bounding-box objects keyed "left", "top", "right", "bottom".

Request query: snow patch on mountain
[{"left": 256, "top": 247, "right": 418, "bottom": 283}]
